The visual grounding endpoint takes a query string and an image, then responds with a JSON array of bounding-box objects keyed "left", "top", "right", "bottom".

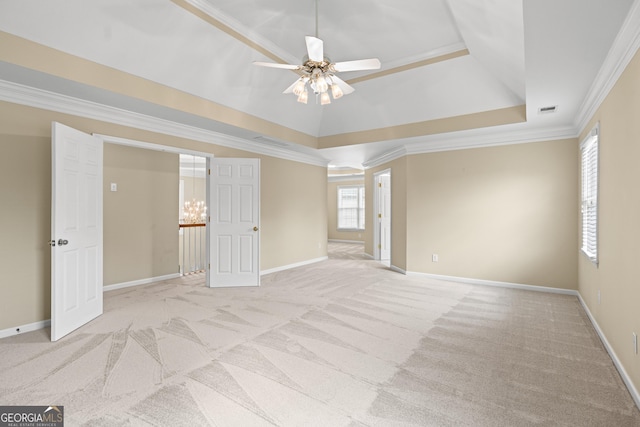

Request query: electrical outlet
[
  {"left": 633, "top": 332, "right": 638, "bottom": 355},
  {"left": 432, "top": 254, "right": 438, "bottom": 263}
]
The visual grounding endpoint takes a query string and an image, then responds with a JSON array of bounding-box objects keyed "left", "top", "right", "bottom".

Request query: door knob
[
  {"left": 253, "top": 226, "right": 259, "bottom": 231},
  {"left": 58, "top": 239, "right": 69, "bottom": 246}
]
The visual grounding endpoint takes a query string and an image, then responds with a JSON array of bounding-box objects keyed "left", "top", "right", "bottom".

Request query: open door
[
  {"left": 209, "top": 158, "right": 260, "bottom": 287},
  {"left": 50, "top": 122, "right": 103, "bottom": 341}
]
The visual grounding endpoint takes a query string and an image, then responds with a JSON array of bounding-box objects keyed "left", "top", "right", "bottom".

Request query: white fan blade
[
  {"left": 305, "top": 36, "right": 324, "bottom": 62},
  {"left": 253, "top": 61, "right": 299, "bottom": 70},
  {"left": 329, "top": 75, "right": 355, "bottom": 95},
  {"left": 333, "top": 58, "right": 381, "bottom": 72}
]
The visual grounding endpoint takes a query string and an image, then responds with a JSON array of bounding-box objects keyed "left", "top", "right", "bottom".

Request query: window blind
[
  {"left": 581, "top": 125, "right": 599, "bottom": 264},
  {"left": 337, "top": 185, "right": 365, "bottom": 230}
]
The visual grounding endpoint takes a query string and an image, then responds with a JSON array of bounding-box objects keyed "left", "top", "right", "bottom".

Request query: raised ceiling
[{"left": 0, "top": 0, "right": 637, "bottom": 167}]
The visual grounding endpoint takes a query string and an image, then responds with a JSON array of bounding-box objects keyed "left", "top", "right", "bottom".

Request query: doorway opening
[{"left": 179, "top": 154, "right": 207, "bottom": 276}]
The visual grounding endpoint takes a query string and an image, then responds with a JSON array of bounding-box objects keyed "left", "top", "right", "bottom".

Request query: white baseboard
[
  {"left": 328, "top": 239, "right": 365, "bottom": 244},
  {"left": 577, "top": 294, "right": 640, "bottom": 409},
  {"left": 0, "top": 319, "right": 51, "bottom": 339},
  {"left": 363, "top": 252, "right": 374, "bottom": 260},
  {"left": 390, "top": 265, "right": 407, "bottom": 274},
  {"left": 261, "top": 256, "right": 328, "bottom": 276},
  {"left": 103, "top": 273, "right": 181, "bottom": 292},
  {"left": 407, "top": 271, "right": 579, "bottom": 296}
]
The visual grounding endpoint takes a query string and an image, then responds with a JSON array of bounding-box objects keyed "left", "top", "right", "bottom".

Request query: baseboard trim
[
  {"left": 261, "top": 256, "right": 328, "bottom": 276},
  {"left": 407, "top": 271, "right": 579, "bottom": 296},
  {"left": 577, "top": 294, "right": 640, "bottom": 409},
  {"left": 0, "top": 319, "right": 51, "bottom": 339},
  {"left": 390, "top": 265, "right": 407, "bottom": 274},
  {"left": 103, "top": 273, "right": 181, "bottom": 292},
  {"left": 328, "top": 239, "right": 365, "bottom": 244}
]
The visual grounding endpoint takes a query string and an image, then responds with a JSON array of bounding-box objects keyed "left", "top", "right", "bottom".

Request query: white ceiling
[{"left": 0, "top": 0, "right": 636, "bottom": 167}]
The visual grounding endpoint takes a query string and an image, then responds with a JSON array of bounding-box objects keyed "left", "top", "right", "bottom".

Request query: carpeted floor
[{"left": 0, "top": 242, "right": 639, "bottom": 426}]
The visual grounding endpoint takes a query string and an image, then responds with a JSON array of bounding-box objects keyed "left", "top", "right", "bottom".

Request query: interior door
[
  {"left": 379, "top": 174, "right": 391, "bottom": 260},
  {"left": 209, "top": 158, "right": 260, "bottom": 287},
  {"left": 51, "top": 122, "right": 103, "bottom": 341}
]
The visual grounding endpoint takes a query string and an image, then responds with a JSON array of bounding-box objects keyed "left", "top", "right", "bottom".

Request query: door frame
[
  {"left": 94, "top": 134, "right": 214, "bottom": 285},
  {"left": 373, "top": 169, "right": 391, "bottom": 261}
]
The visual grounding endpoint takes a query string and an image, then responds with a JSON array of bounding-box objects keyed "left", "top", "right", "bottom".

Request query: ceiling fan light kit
[{"left": 253, "top": 0, "right": 380, "bottom": 106}]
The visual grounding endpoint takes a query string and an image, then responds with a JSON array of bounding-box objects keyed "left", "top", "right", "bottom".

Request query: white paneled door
[
  {"left": 209, "top": 158, "right": 260, "bottom": 287},
  {"left": 51, "top": 122, "right": 103, "bottom": 341}
]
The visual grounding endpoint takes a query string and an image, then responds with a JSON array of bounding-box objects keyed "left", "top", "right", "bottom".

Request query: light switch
[{"left": 110, "top": 183, "right": 117, "bottom": 192}]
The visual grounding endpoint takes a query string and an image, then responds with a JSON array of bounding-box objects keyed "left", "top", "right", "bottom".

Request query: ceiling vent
[{"left": 538, "top": 105, "right": 557, "bottom": 114}]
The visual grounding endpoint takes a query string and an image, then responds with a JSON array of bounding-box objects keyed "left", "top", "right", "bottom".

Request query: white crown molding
[
  {"left": 363, "top": 124, "right": 577, "bottom": 169},
  {"left": 0, "top": 79, "right": 328, "bottom": 167},
  {"left": 327, "top": 174, "right": 364, "bottom": 183},
  {"left": 574, "top": 0, "right": 640, "bottom": 134},
  {"left": 363, "top": 146, "right": 408, "bottom": 169}
]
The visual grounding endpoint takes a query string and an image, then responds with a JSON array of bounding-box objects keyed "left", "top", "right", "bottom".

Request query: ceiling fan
[{"left": 253, "top": 1, "right": 381, "bottom": 105}]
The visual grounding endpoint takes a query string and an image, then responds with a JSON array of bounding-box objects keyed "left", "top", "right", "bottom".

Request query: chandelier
[
  {"left": 182, "top": 155, "right": 207, "bottom": 224},
  {"left": 290, "top": 61, "right": 343, "bottom": 105},
  {"left": 183, "top": 199, "right": 207, "bottom": 224}
]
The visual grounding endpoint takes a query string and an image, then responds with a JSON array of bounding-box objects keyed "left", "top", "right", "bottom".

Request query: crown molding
[
  {"left": 0, "top": 79, "right": 328, "bottom": 167},
  {"left": 328, "top": 174, "right": 365, "bottom": 183},
  {"left": 363, "top": 124, "right": 577, "bottom": 169},
  {"left": 574, "top": 0, "right": 640, "bottom": 134}
]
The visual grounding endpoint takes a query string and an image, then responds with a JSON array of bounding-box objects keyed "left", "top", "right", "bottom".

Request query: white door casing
[
  {"left": 51, "top": 122, "right": 103, "bottom": 341},
  {"left": 379, "top": 174, "right": 391, "bottom": 260},
  {"left": 209, "top": 158, "right": 260, "bottom": 287}
]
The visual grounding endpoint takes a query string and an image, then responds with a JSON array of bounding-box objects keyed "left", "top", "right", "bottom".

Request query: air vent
[{"left": 538, "top": 105, "right": 557, "bottom": 114}]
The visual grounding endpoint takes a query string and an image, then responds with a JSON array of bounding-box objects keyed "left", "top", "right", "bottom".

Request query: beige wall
[
  {"left": 405, "top": 141, "right": 578, "bottom": 288},
  {"left": 0, "top": 134, "right": 51, "bottom": 329},
  {"left": 0, "top": 101, "right": 328, "bottom": 331},
  {"left": 578, "top": 48, "right": 640, "bottom": 394},
  {"left": 104, "top": 144, "right": 179, "bottom": 285},
  {"left": 327, "top": 179, "right": 365, "bottom": 242}
]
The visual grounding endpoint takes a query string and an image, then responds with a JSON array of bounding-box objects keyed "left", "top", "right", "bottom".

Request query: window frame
[
  {"left": 337, "top": 184, "right": 365, "bottom": 231},
  {"left": 580, "top": 123, "right": 599, "bottom": 265}
]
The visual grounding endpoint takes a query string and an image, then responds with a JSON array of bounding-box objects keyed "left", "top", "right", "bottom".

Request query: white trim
[
  {"left": 363, "top": 125, "right": 577, "bottom": 169},
  {"left": 577, "top": 294, "right": 640, "bottom": 409},
  {"left": 0, "top": 79, "right": 328, "bottom": 167},
  {"left": 575, "top": 0, "right": 640, "bottom": 134},
  {"left": 406, "top": 271, "right": 579, "bottom": 296},
  {"left": 103, "top": 273, "right": 181, "bottom": 292},
  {"left": 363, "top": 252, "right": 374, "bottom": 260},
  {"left": 328, "top": 239, "right": 364, "bottom": 244},
  {"left": 0, "top": 319, "right": 51, "bottom": 340},
  {"left": 260, "top": 256, "right": 328, "bottom": 276},
  {"left": 328, "top": 174, "right": 365, "bottom": 183},
  {"left": 390, "top": 265, "right": 407, "bottom": 275}
]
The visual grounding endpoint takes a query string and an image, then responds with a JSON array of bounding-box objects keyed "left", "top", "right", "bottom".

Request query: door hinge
[
  {"left": 208, "top": 263, "right": 210, "bottom": 269},
  {"left": 378, "top": 182, "right": 382, "bottom": 187},
  {"left": 378, "top": 244, "right": 381, "bottom": 249},
  {"left": 208, "top": 168, "right": 211, "bottom": 175},
  {"left": 378, "top": 213, "right": 382, "bottom": 218}
]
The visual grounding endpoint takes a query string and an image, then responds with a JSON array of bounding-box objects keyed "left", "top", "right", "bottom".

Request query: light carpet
[{"left": 0, "top": 243, "right": 639, "bottom": 426}]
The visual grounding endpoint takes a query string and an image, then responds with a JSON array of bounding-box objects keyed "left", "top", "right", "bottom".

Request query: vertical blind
[
  {"left": 338, "top": 185, "right": 365, "bottom": 230},
  {"left": 581, "top": 125, "right": 599, "bottom": 263}
]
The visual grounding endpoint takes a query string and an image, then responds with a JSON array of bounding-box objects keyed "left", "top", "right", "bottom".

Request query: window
[
  {"left": 337, "top": 185, "right": 365, "bottom": 230},
  {"left": 581, "top": 124, "right": 599, "bottom": 264}
]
